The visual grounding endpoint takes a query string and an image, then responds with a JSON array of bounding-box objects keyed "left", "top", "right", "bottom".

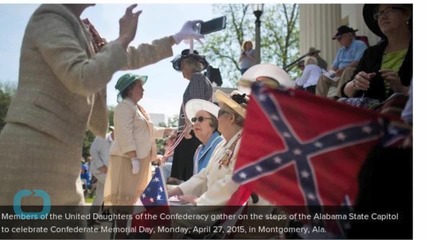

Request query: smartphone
[{"left": 196, "top": 16, "right": 226, "bottom": 35}]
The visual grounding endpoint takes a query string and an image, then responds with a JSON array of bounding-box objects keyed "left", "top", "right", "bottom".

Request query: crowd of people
[{"left": 0, "top": 3, "right": 413, "bottom": 240}]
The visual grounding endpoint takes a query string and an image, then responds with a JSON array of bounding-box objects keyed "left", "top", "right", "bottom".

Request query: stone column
[{"left": 299, "top": 4, "right": 342, "bottom": 68}]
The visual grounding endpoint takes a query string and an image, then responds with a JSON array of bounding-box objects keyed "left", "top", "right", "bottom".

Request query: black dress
[
  {"left": 170, "top": 131, "right": 202, "bottom": 181},
  {"left": 170, "top": 72, "right": 213, "bottom": 181}
]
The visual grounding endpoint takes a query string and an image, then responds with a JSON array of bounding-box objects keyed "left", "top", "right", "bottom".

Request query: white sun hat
[
  {"left": 185, "top": 99, "right": 220, "bottom": 122},
  {"left": 238, "top": 63, "right": 294, "bottom": 94}
]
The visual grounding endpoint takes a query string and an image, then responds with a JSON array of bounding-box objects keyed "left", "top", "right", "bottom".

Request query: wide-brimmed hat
[
  {"left": 308, "top": 47, "right": 321, "bottom": 55},
  {"left": 332, "top": 25, "right": 358, "bottom": 40},
  {"left": 115, "top": 73, "right": 147, "bottom": 94},
  {"left": 363, "top": 4, "right": 384, "bottom": 38},
  {"left": 215, "top": 90, "right": 247, "bottom": 118},
  {"left": 363, "top": 4, "right": 412, "bottom": 39},
  {"left": 171, "top": 49, "right": 209, "bottom": 71},
  {"left": 185, "top": 99, "right": 220, "bottom": 122},
  {"left": 238, "top": 64, "right": 294, "bottom": 94}
]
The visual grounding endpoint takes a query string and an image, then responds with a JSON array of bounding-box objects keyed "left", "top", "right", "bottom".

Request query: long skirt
[{"left": 103, "top": 154, "right": 152, "bottom": 209}]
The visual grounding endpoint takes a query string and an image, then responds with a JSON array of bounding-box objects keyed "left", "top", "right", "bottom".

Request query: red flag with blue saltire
[{"left": 231, "top": 82, "right": 409, "bottom": 237}]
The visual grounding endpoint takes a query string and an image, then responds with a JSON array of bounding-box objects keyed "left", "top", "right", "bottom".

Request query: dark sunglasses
[{"left": 191, "top": 116, "right": 212, "bottom": 123}]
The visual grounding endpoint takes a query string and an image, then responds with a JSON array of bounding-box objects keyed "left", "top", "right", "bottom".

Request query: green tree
[
  {"left": 200, "top": 4, "right": 300, "bottom": 86},
  {"left": 0, "top": 82, "right": 16, "bottom": 131},
  {"left": 156, "top": 114, "right": 179, "bottom": 154},
  {"left": 82, "top": 130, "right": 95, "bottom": 158},
  {"left": 108, "top": 106, "right": 115, "bottom": 127},
  {"left": 83, "top": 107, "right": 115, "bottom": 158},
  {"left": 167, "top": 115, "right": 179, "bottom": 128}
]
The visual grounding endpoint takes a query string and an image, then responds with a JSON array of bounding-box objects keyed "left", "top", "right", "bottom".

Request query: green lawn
[{"left": 85, "top": 195, "right": 94, "bottom": 204}]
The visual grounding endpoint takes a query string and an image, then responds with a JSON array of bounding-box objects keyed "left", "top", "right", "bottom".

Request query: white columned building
[
  {"left": 299, "top": 4, "right": 381, "bottom": 68},
  {"left": 300, "top": 4, "right": 342, "bottom": 66}
]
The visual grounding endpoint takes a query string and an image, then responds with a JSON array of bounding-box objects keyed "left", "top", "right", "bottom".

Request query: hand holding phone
[
  {"left": 173, "top": 20, "right": 204, "bottom": 45},
  {"left": 195, "top": 16, "right": 227, "bottom": 35}
]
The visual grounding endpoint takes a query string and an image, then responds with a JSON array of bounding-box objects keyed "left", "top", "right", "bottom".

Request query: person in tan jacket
[
  {"left": 103, "top": 73, "right": 173, "bottom": 239},
  {"left": 0, "top": 4, "right": 203, "bottom": 207}
]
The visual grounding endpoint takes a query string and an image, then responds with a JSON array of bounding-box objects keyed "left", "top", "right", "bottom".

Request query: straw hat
[{"left": 215, "top": 90, "right": 247, "bottom": 118}]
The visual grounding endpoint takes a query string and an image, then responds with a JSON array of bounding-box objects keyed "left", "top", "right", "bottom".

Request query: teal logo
[{"left": 13, "top": 190, "right": 51, "bottom": 219}]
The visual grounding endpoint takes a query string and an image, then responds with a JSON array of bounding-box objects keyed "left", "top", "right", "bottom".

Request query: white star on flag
[
  {"left": 293, "top": 148, "right": 302, "bottom": 155},
  {"left": 337, "top": 132, "right": 346, "bottom": 141},
  {"left": 362, "top": 126, "right": 372, "bottom": 134},
  {"left": 239, "top": 172, "right": 247, "bottom": 179},
  {"left": 301, "top": 170, "right": 310, "bottom": 178}
]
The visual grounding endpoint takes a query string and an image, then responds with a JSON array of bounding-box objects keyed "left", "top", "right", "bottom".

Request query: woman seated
[
  {"left": 341, "top": 4, "right": 412, "bottom": 114},
  {"left": 160, "top": 90, "right": 272, "bottom": 239},
  {"left": 185, "top": 99, "right": 224, "bottom": 175},
  {"left": 167, "top": 99, "right": 224, "bottom": 184},
  {"left": 295, "top": 56, "right": 323, "bottom": 94},
  {"left": 168, "top": 90, "right": 248, "bottom": 206}
]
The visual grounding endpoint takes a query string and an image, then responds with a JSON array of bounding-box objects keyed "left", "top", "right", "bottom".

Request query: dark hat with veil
[{"left": 171, "top": 49, "right": 208, "bottom": 71}]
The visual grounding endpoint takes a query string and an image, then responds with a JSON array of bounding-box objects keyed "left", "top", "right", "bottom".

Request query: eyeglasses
[
  {"left": 373, "top": 6, "right": 405, "bottom": 20},
  {"left": 218, "top": 109, "right": 232, "bottom": 117},
  {"left": 191, "top": 116, "right": 212, "bottom": 123}
]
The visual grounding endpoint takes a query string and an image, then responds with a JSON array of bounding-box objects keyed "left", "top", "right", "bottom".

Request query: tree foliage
[
  {"left": 83, "top": 107, "right": 115, "bottom": 158},
  {"left": 156, "top": 114, "right": 179, "bottom": 155},
  {"left": 0, "top": 82, "right": 16, "bottom": 131},
  {"left": 200, "top": 4, "right": 300, "bottom": 86},
  {"left": 82, "top": 130, "right": 95, "bottom": 158}
]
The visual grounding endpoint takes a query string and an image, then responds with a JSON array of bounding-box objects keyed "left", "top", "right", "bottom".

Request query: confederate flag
[{"left": 231, "top": 82, "right": 395, "bottom": 236}]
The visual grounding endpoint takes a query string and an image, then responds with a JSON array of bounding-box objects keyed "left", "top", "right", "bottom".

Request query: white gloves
[
  {"left": 131, "top": 158, "right": 140, "bottom": 174},
  {"left": 173, "top": 20, "right": 204, "bottom": 45}
]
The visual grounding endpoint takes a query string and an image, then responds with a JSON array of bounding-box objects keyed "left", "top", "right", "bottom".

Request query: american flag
[
  {"left": 140, "top": 167, "right": 168, "bottom": 206},
  {"left": 132, "top": 167, "right": 169, "bottom": 231},
  {"left": 231, "top": 82, "right": 394, "bottom": 237}
]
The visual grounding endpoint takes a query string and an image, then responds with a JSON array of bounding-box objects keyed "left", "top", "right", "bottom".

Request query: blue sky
[{"left": 0, "top": 3, "right": 215, "bottom": 117}]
